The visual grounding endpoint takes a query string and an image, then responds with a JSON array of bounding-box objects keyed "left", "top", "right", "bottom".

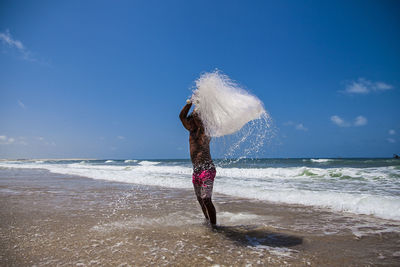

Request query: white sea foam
[
  {"left": 1, "top": 161, "right": 400, "bottom": 221},
  {"left": 217, "top": 184, "right": 400, "bottom": 220},
  {"left": 104, "top": 160, "right": 114, "bottom": 163},
  {"left": 192, "top": 71, "right": 267, "bottom": 137},
  {"left": 245, "top": 235, "right": 297, "bottom": 257},
  {"left": 138, "top": 161, "right": 161, "bottom": 166},
  {"left": 218, "top": 212, "right": 262, "bottom": 224},
  {"left": 310, "top": 159, "right": 333, "bottom": 163},
  {"left": 124, "top": 160, "right": 137, "bottom": 163}
]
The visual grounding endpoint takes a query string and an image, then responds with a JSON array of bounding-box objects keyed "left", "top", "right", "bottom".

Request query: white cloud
[
  {"left": 375, "top": 82, "right": 393, "bottom": 90},
  {"left": 331, "top": 115, "right": 368, "bottom": 127},
  {"left": 343, "top": 78, "right": 393, "bottom": 94},
  {"left": 389, "top": 129, "right": 396, "bottom": 135},
  {"left": 387, "top": 138, "right": 396, "bottom": 143},
  {"left": 331, "top": 115, "right": 350, "bottom": 127},
  {"left": 345, "top": 80, "right": 369, "bottom": 94},
  {"left": 0, "top": 135, "right": 16, "bottom": 145},
  {"left": 0, "top": 30, "right": 36, "bottom": 61},
  {"left": 284, "top": 121, "right": 308, "bottom": 131},
  {"left": 354, "top": 116, "right": 367, "bottom": 126},
  {"left": 117, "top": 136, "right": 125, "bottom": 140},
  {"left": 0, "top": 30, "right": 24, "bottom": 50},
  {"left": 18, "top": 100, "right": 26, "bottom": 109},
  {"left": 295, "top": 123, "right": 308, "bottom": 131},
  {"left": 0, "top": 135, "right": 57, "bottom": 146}
]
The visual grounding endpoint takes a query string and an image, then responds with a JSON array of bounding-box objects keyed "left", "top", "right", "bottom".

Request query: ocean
[{"left": 1, "top": 158, "right": 399, "bottom": 221}]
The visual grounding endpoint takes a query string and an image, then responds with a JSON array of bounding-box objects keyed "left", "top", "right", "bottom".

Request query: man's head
[{"left": 190, "top": 111, "right": 203, "bottom": 129}]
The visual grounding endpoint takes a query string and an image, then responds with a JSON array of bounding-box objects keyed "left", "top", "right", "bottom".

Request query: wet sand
[{"left": 1, "top": 168, "right": 400, "bottom": 266}]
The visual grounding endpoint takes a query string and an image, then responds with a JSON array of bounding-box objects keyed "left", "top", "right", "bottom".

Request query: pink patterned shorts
[{"left": 192, "top": 169, "right": 216, "bottom": 199}]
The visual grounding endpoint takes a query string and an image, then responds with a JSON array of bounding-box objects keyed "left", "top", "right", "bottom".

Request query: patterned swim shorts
[{"left": 192, "top": 169, "right": 216, "bottom": 199}]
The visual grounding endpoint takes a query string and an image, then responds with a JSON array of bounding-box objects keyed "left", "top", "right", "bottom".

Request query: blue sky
[{"left": 0, "top": 0, "right": 399, "bottom": 159}]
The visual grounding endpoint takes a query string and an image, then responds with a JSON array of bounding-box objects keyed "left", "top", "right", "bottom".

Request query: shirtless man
[{"left": 180, "top": 100, "right": 217, "bottom": 226}]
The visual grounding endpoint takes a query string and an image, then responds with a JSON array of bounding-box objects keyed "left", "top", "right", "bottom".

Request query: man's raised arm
[{"left": 179, "top": 100, "right": 192, "bottom": 131}]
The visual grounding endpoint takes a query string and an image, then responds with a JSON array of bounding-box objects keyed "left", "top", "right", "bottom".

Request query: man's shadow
[{"left": 213, "top": 225, "right": 303, "bottom": 248}]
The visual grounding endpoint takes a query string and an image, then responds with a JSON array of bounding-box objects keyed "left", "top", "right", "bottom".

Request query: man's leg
[
  {"left": 194, "top": 185, "right": 210, "bottom": 220},
  {"left": 201, "top": 177, "right": 216, "bottom": 225},
  {"left": 197, "top": 196, "right": 210, "bottom": 220},
  {"left": 203, "top": 198, "right": 216, "bottom": 225}
]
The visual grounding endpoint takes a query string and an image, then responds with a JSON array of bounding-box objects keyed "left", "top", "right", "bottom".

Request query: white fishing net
[{"left": 191, "top": 71, "right": 266, "bottom": 137}]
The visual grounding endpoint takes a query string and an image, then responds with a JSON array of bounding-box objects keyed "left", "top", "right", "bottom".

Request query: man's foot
[{"left": 202, "top": 218, "right": 218, "bottom": 229}]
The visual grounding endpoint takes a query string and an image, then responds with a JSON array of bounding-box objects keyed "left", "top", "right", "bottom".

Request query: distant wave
[
  {"left": 124, "top": 160, "right": 137, "bottom": 163},
  {"left": 105, "top": 160, "right": 114, "bottom": 163},
  {"left": 138, "top": 161, "right": 161, "bottom": 166},
  {"left": 310, "top": 159, "right": 333, "bottom": 163}
]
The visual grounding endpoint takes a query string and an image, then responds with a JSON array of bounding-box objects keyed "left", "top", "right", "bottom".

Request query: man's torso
[{"left": 189, "top": 127, "right": 215, "bottom": 172}]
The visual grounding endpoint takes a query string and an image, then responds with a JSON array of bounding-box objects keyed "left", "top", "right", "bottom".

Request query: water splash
[
  {"left": 191, "top": 70, "right": 266, "bottom": 137},
  {"left": 212, "top": 112, "right": 275, "bottom": 167}
]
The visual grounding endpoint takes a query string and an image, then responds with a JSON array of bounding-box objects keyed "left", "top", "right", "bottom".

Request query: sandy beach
[{"left": 1, "top": 167, "right": 400, "bottom": 266}]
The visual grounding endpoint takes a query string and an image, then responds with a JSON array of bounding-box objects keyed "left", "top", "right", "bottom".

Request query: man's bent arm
[{"left": 180, "top": 102, "right": 192, "bottom": 131}]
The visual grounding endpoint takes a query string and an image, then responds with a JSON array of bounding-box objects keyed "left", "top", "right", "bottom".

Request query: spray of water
[
  {"left": 192, "top": 70, "right": 266, "bottom": 137},
  {"left": 212, "top": 113, "right": 274, "bottom": 167},
  {"left": 190, "top": 70, "right": 274, "bottom": 166}
]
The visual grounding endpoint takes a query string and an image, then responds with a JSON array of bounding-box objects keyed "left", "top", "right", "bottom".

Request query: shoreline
[{"left": 1, "top": 168, "right": 400, "bottom": 266}]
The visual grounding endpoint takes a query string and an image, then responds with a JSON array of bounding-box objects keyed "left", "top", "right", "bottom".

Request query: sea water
[{"left": 1, "top": 158, "right": 399, "bottom": 221}]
